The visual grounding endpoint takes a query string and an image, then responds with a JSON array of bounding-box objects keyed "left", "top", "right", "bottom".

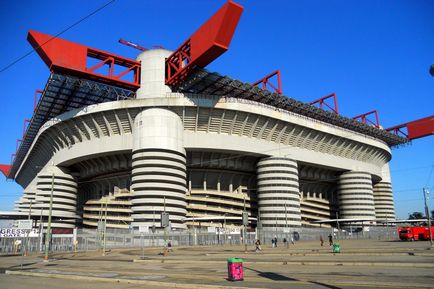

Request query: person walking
[
  {"left": 328, "top": 234, "right": 333, "bottom": 246},
  {"left": 320, "top": 235, "right": 324, "bottom": 246},
  {"left": 255, "top": 239, "right": 262, "bottom": 252}
]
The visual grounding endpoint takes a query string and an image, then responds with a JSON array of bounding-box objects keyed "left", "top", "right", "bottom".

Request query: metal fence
[{"left": 0, "top": 226, "right": 399, "bottom": 256}]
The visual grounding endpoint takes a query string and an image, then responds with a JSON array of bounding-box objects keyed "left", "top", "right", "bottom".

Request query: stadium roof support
[
  {"left": 353, "top": 110, "right": 380, "bottom": 128},
  {"left": 7, "top": 73, "right": 136, "bottom": 179},
  {"left": 177, "top": 69, "right": 408, "bottom": 147},
  {"left": 252, "top": 70, "right": 282, "bottom": 95},
  {"left": 165, "top": 1, "right": 243, "bottom": 86},
  {"left": 309, "top": 93, "right": 339, "bottom": 114},
  {"left": 27, "top": 30, "right": 141, "bottom": 91},
  {"left": 386, "top": 115, "right": 434, "bottom": 140}
]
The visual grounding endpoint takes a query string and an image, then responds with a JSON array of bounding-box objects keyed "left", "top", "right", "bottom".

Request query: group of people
[
  {"left": 319, "top": 234, "right": 334, "bottom": 246},
  {"left": 254, "top": 235, "right": 297, "bottom": 252}
]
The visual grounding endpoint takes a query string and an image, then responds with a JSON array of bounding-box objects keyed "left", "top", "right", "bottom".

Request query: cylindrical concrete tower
[
  {"left": 34, "top": 166, "right": 78, "bottom": 228},
  {"left": 373, "top": 164, "right": 395, "bottom": 220},
  {"left": 131, "top": 108, "right": 187, "bottom": 229},
  {"left": 257, "top": 157, "right": 301, "bottom": 228},
  {"left": 136, "top": 49, "right": 172, "bottom": 99},
  {"left": 338, "top": 171, "right": 375, "bottom": 220}
]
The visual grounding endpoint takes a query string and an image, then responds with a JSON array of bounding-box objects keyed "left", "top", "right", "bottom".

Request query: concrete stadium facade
[{"left": 13, "top": 49, "right": 398, "bottom": 230}]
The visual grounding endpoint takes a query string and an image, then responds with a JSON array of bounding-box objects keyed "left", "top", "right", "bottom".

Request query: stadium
[{"left": 1, "top": 1, "right": 413, "bottom": 232}]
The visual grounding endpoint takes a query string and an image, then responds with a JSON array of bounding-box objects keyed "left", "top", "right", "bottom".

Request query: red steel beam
[
  {"left": 33, "top": 90, "right": 43, "bottom": 111},
  {"left": 386, "top": 115, "right": 434, "bottom": 140},
  {"left": 165, "top": 1, "right": 243, "bottom": 86},
  {"left": 27, "top": 30, "right": 141, "bottom": 91},
  {"left": 252, "top": 70, "right": 282, "bottom": 95},
  {"left": 0, "top": 164, "right": 11, "bottom": 177},
  {"left": 353, "top": 110, "right": 380, "bottom": 128},
  {"left": 309, "top": 93, "right": 339, "bottom": 114},
  {"left": 23, "top": 119, "right": 31, "bottom": 136}
]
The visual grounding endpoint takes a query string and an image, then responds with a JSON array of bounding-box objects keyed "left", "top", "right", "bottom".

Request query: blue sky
[{"left": 0, "top": 0, "right": 433, "bottom": 219}]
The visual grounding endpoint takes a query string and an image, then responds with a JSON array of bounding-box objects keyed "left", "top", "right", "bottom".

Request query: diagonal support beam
[
  {"left": 353, "top": 110, "right": 380, "bottom": 128},
  {"left": 309, "top": 93, "right": 339, "bottom": 114},
  {"left": 252, "top": 70, "right": 282, "bottom": 95},
  {"left": 386, "top": 115, "right": 434, "bottom": 140},
  {"left": 165, "top": 1, "right": 243, "bottom": 87},
  {"left": 27, "top": 30, "right": 141, "bottom": 90}
]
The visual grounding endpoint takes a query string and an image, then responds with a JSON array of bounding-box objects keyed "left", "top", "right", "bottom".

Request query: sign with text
[
  {"left": 0, "top": 228, "right": 39, "bottom": 238},
  {"left": 17, "top": 220, "right": 32, "bottom": 230}
]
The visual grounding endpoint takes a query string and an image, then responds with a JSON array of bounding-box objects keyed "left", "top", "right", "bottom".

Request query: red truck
[{"left": 398, "top": 226, "right": 434, "bottom": 241}]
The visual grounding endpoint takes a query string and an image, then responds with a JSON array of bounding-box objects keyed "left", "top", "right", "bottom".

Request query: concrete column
[
  {"left": 257, "top": 157, "right": 301, "bottom": 229},
  {"left": 136, "top": 49, "right": 172, "bottom": 99},
  {"left": 373, "top": 164, "right": 396, "bottom": 220},
  {"left": 34, "top": 166, "right": 78, "bottom": 229},
  {"left": 131, "top": 108, "right": 187, "bottom": 230},
  {"left": 338, "top": 171, "right": 375, "bottom": 220}
]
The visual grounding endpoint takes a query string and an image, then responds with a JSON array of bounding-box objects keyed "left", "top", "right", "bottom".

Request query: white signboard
[
  {"left": 207, "top": 227, "right": 216, "bottom": 233},
  {"left": 0, "top": 228, "right": 39, "bottom": 238},
  {"left": 217, "top": 228, "right": 240, "bottom": 235},
  {"left": 139, "top": 225, "right": 149, "bottom": 233},
  {"left": 283, "top": 228, "right": 290, "bottom": 233},
  {"left": 17, "top": 220, "right": 33, "bottom": 230}
]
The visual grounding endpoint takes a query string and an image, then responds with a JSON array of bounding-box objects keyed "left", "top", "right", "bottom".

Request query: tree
[{"left": 408, "top": 212, "right": 424, "bottom": 220}]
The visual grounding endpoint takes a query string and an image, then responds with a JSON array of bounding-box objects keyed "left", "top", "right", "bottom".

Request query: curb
[
  {"left": 133, "top": 259, "right": 434, "bottom": 268},
  {"left": 5, "top": 270, "right": 268, "bottom": 289}
]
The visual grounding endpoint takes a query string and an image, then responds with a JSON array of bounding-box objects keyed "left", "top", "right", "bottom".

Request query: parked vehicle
[{"left": 398, "top": 226, "right": 434, "bottom": 241}]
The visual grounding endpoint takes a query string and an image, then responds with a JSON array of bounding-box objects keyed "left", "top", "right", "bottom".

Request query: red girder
[
  {"left": 353, "top": 110, "right": 380, "bottom": 128},
  {"left": 309, "top": 93, "right": 339, "bottom": 114},
  {"left": 34, "top": 90, "right": 43, "bottom": 111},
  {"left": 165, "top": 1, "right": 243, "bottom": 86},
  {"left": 0, "top": 164, "right": 11, "bottom": 177},
  {"left": 252, "top": 70, "right": 282, "bottom": 95},
  {"left": 27, "top": 30, "right": 141, "bottom": 91},
  {"left": 23, "top": 119, "right": 30, "bottom": 137},
  {"left": 386, "top": 115, "right": 434, "bottom": 140}
]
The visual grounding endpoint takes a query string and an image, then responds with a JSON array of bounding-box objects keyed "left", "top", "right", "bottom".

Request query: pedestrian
[
  {"left": 255, "top": 239, "right": 262, "bottom": 252},
  {"left": 271, "top": 238, "right": 275, "bottom": 248},
  {"left": 283, "top": 237, "right": 287, "bottom": 246},
  {"left": 274, "top": 236, "right": 278, "bottom": 247},
  {"left": 291, "top": 235, "right": 294, "bottom": 245},
  {"left": 328, "top": 234, "right": 333, "bottom": 246},
  {"left": 320, "top": 235, "right": 324, "bottom": 246}
]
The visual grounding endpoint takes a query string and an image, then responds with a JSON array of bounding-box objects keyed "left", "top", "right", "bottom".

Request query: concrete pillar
[
  {"left": 373, "top": 164, "right": 396, "bottom": 220},
  {"left": 338, "top": 171, "right": 375, "bottom": 221},
  {"left": 257, "top": 157, "right": 301, "bottom": 229},
  {"left": 136, "top": 49, "right": 172, "bottom": 99},
  {"left": 131, "top": 108, "right": 187, "bottom": 230},
  {"left": 34, "top": 166, "right": 78, "bottom": 229}
]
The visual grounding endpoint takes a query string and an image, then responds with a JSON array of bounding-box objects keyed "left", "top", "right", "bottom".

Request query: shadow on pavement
[
  {"left": 309, "top": 281, "right": 342, "bottom": 289},
  {"left": 244, "top": 266, "right": 298, "bottom": 281}
]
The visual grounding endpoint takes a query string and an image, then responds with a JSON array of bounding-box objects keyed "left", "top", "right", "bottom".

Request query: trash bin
[
  {"left": 332, "top": 243, "right": 341, "bottom": 253},
  {"left": 227, "top": 257, "right": 244, "bottom": 281}
]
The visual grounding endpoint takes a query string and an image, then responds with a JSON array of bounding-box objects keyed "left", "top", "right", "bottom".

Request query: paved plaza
[{"left": 1, "top": 239, "right": 434, "bottom": 289}]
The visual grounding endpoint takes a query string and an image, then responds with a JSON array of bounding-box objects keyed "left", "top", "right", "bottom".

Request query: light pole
[
  {"left": 102, "top": 199, "right": 108, "bottom": 256},
  {"left": 285, "top": 202, "right": 289, "bottom": 248},
  {"left": 44, "top": 172, "right": 55, "bottom": 262},
  {"left": 423, "top": 188, "right": 432, "bottom": 247}
]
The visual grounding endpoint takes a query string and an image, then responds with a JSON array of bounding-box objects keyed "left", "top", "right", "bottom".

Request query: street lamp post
[
  {"left": 43, "top": 173, "right": 55, "bottom": 262},
  {"left": 423, "top": 188, "right": 433, "bottom": 247}
]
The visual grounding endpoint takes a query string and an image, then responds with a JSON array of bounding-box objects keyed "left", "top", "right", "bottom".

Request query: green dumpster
[{"left": 332, "top": 243, "right": 341, "bottom": 253}]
